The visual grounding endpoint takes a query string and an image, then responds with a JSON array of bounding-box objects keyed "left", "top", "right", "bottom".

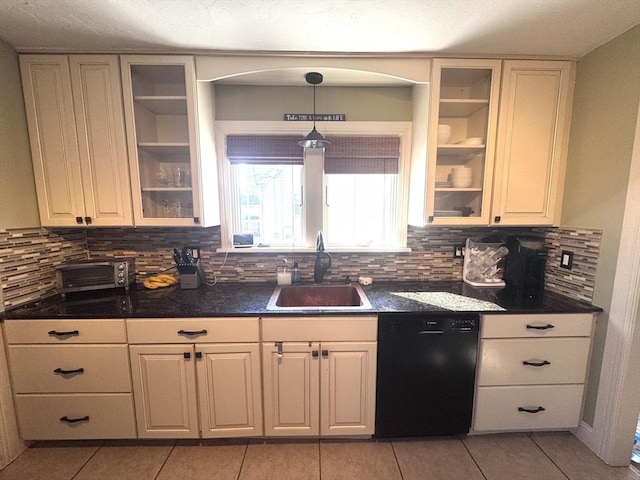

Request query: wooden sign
[{"left": 284, "top": 114, "right": 346, "bottom": 121}]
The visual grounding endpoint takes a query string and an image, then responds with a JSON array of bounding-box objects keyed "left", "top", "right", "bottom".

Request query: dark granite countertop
[{"left": 2, "top": 281, "right": 602, "bottom": 320}]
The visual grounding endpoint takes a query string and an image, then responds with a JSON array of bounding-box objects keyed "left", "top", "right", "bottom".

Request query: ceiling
[{"left": 1, "top": 0, "right": 638, "bottom": 60}]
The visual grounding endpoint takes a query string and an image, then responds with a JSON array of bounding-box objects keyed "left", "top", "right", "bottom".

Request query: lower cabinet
[
  {"left": 127, "top": 318, "right": 263, "bottom": 438},
  {"left": 261, "top": 316, "right": 377, "bottom": 437},
  {"left": 4, "top": 319, "right": 136, "bottom": 440},
  {"left": 473, "top": 313, "right": 595, "bottom": 432}
]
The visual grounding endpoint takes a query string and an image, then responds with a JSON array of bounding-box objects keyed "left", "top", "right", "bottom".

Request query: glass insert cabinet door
[
  {"left": 427, "top": 59, "right": 501, "bottom": 225},
  {"left": 120, "top": 56, "right": 202, "bottom": 226}
]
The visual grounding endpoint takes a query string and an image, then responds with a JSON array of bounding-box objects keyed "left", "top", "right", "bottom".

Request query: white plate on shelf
[{"left": 456, "top": 137, "right": 484, "bottom": 146}]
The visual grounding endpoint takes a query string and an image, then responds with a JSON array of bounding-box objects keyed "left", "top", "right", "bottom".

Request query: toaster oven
[{"left": 56, "top": 258, "right": 135, "bottom": 294}]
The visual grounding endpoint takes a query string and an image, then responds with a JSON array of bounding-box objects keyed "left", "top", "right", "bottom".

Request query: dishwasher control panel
[{"left": 451, "top": 317, "right": 479, "bottom": 332}]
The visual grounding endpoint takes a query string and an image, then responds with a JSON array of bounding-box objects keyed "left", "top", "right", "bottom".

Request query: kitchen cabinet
[
  {"left": 127, "top": 318, "right": 262, "bottom": 438},
  {"left": 491, "top": 61, "right": 575, "bottom": 226},
  {"left": 120, "top": 55, "right": 220, "bottom": 227},
  {"left": 19, "top": 55, "right": 133, "bottom": 227},
  {"left": 420, "top": 59, "right": 502, "bottom": 225},
  {"left": 473, "top": 313, "right": 594, "bottom": 432},
  {"left": 3, "top": 319, "right": 136, "bottom": 440},
  {"left": 261, "top": 316, "right": 377, "bottom": 436}
]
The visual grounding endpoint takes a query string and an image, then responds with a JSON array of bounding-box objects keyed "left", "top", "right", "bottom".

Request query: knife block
[{"left": 178, "top": 259, "right": 204, "bottom": 289}]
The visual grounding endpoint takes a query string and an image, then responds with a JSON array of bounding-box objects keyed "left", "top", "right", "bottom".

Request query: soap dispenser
[{"left": 292, "top": 260, "right": 301, "bottom": 284}]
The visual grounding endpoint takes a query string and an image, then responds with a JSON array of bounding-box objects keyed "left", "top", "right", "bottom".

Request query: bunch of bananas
[{"left": 143, "top": 274, "right": 178, "bottom": 289}]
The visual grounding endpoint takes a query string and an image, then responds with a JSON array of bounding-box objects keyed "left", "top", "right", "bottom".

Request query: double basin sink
[{"left": 267, "top": 283, "right": 372, "bottom": 311}]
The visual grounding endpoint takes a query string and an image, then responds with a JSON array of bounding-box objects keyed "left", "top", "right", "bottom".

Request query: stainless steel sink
[{"left": 266, "top": 283, "right": 372, "bottom": 311}]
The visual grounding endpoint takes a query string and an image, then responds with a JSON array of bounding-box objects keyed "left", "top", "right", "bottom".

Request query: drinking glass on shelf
[{"left": 175, "top": 167, "right": 191, "bottom": 187}]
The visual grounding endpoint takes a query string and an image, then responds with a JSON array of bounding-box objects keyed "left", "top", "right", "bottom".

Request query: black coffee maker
[{"left": 503, "top": 235, "right": 548, "bottom": 305}]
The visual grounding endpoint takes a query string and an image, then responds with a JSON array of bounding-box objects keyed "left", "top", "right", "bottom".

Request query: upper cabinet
[
  {"left": 426, "top": 59, "right": 502, "bottom": 225},
  {"left": 409, "top": 58, "right": 575, "bottom": 227},
  {"left": 120, "top": 55, "right": 219, "bottom": 227},
  {"left": 491, "top": 60, "right": 575, "bottom": 226},
  {"left": 20, "top": 55, "right": 133, "bottom": 227}
]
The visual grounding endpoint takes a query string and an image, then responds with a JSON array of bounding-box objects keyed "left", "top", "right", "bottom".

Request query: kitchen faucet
[{"left": 314, "top": 230, "right": 331, "bottom": 283}]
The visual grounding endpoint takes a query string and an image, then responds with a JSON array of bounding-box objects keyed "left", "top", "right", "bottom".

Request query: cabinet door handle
[
  {"left": 312, "top": 350, "right": 319, "bottom": 358},
  {"left": 84, "top": 216, "right": 92, "bottom": 225},
  {"left": 193, "top": 217, "right": 200, "bottom": 224},
  {"left": 494, "top": 216, "right": 501, "bottom": 223},
  {"left": 518, "top": 406, "right": 546, "bottom": 414},
  {"left": 54, "top": 367, "right": 85, "bottom": 375},
  {"left": 525, "top": 324, "right": 555, "bottom": 330},
  {"left": 195, "top": 352, "right": 202, "bottom": 359},
  {"left": 48, "top": 330, "right": 80, "bottom": 337},
  {"left": 522, "top": 360, "right": 551, "bottom": 367},
  {"left": 60, "top": 415, "right": 90, "bottom": 423},
  {"left": 183, "top": 352, "right": 191, "bottom": 359},
  {"left": 321, "top": 349, "right": 329, "bottom": 357},
  {"left": 75, "top": 216, "right": 83, "bottom": 224},
  {"left": 177, "top": 329, "right": 207, "bottom": 336}
]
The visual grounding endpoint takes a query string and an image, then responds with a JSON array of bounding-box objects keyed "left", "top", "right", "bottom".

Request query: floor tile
[
  {"left": 156, "top": 441, "right": 246, "bottom": 480},
  {"left": 462, "top": 433, "right": 568, "bottom": 480},
  {"left": 0, "top": 440, "right": 101, "bottom": 480},
  {"left": 320, "top": 439, "right": 403, "bottom": 480},
  {"left": 392, "top": 436, "right": 485, "bottom": 480},
  {"left": 239, "top": 441, "right": 319, "bottom": 480},
  {"left": 73, "top": 440, "right": 175, "bottom": 480},
  {"left": 531, "top": 431, "right": 640, "bottom": 480}
]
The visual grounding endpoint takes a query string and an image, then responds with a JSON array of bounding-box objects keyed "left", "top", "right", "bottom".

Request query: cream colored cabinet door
[
  {"left": 491, "top": 60, "right": 575, "bottom": 226},
  {"left": 196, "top": 343, "right": 263, "bottom": 438},
  {"left": 20, "top": 55, "right": 85, "bottom": 226},
  {"left": 129, "top": 344, "right": 199, "bottom": 438},
  {"left": 320, "top": 342, "right": 377, "bottom": 436},
  {"left": 262, "top": 342, "right": 320, "bottom": 436},
  {"left": 68, "top": 55, "right": 133, "bottom": 226},
  {"left": 20, "top": 55, "right": 133, "bottom": 227}
]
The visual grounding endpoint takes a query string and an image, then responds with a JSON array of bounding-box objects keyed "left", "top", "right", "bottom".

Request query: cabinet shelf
[
  {"left": 439, "top": 99, "right": 489, "bottom": 117},
  {"left": 133, "top": 96, "right": 187, "bottom": 114},
  {"left": 141, "top": 187, "right": 192, "bottom": 192},
  {"left": 137, "top": 143, "right": 190, "bottom": 155},
  {"left": 435, "top": 187, "right": 482, "bottom": 192}
]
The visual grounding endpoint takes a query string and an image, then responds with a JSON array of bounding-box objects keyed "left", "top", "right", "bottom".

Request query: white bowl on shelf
[
  {"left": 437, "top": 124, "right": 452, "bottom": 144},
  {"left": 450, "top": 167, "right": 473, "bottom": 188}
]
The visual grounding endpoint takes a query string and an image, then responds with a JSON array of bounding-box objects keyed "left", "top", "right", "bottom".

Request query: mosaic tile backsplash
[{"left": 0, "top": 225, "right": 602, "bottom": 310}]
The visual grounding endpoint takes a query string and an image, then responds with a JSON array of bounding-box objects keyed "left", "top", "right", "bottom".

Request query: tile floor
[{"left": 1, "top": 432, "right": 638, "bottom": 480}]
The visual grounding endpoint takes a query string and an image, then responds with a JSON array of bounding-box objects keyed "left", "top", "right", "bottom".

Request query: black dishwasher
[{"left": 375, "top": 313, "right": 479, "bottom": 437}]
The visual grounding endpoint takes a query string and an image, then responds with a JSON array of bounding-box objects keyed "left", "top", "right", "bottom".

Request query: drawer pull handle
[
  {"left": 525, "top": 324, "right": 555, "bottom": 330},
  {"left": 48, "top": 330, "right": 80, "bottom": 337},
  {"left": 60, "top": 415, "right": 90, "bottom": 423},
  {"left": 177, "top": 329, "right": 208, "bottom": 336},
  {"left": 518, "top": 406, "right": 546, "bottom": 414},
  {"left": 54, "top": 367, "right": 85, "bottom": 375},
  {"left": 522, "top": 360, "right": 551, "bottom": 367}
]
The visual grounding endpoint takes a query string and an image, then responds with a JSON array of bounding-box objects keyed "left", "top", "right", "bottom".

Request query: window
[{"left": 217, "top": 122, "right": 411, "bottom": 250}]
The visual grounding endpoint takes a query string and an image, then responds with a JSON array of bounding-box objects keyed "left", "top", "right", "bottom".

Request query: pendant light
[{"left": 299, "top": 72, "right": 330, "bottom": 149}]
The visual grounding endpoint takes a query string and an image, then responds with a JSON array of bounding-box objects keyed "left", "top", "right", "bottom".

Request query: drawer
[
  {"left": 126, "top": 317, "right": 260, "bottom": 344},
  {"left": 478, "top": 337, "right": 591, "bottom": 386},
  {"left": 262, "top": 316, "right": 378, "bottom": 341},
  {"left": 8, "top": 345, "right": 131, "bottom": 393},
  {"left": 481, "top": 313, "right": 593, "bottom": 338},
  {"left": 15, "top": 393, "right": 137, "bottom": 440},
  {"left": 473, "top": 384, "right": 584, "bottom": 432},
  {"left": 4, "top": 319, "right": 127, "bottom": 344}
]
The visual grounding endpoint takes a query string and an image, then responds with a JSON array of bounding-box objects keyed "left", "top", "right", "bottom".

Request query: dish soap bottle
[{"left": 291, "top": 260, "right": 301, "bottom": 284}]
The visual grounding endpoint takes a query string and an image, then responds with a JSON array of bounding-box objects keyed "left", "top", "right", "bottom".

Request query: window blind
[
  {"left": 227, "top": 135, "right": 304, "bottom": 165},
  {"left": 324, "top": 136, "right": 400, "bottom": 174}
]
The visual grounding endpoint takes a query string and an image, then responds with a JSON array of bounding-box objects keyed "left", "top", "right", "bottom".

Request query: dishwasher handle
[{"left": 417, "top": 330, "right": 444, "bottom": 334}]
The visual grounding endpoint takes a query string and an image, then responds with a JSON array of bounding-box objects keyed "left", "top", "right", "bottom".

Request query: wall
[
  {"left": 215, "top": 85, "right": 413, "bottom": 121},
  {"left": 0, "top": 39, "right": 39, "bottom": 230},
  {"left": 562, "top": 25, "right": 640, "bottom": 426}
]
